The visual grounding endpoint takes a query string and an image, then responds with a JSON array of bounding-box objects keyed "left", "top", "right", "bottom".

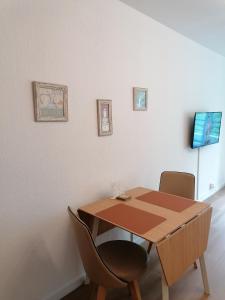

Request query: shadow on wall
[
  {"left": 4, "top": 215, "right": 83, "bottom": 300},
  {"left": 185, "top": 114, "right": 195, "bottom": 149},
  {"left": 5, "top": 236, "right": 59, "bottom": 300}
]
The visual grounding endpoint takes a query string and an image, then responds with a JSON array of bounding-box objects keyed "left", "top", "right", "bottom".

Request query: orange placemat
[
  {"left": 137, "top": 191, "right": 195, "bottom": 212},
  {"left": 96, "top": 203, "right": 166, "bottom": 235}
]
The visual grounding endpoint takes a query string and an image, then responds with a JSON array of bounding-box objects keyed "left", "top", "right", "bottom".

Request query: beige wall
[{"left": 1, "top": 0, "right": 225, "bottom": 299}]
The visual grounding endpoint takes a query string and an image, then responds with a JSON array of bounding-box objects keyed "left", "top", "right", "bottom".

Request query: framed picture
[
  {"left": 133, "top": 87, "right": 148, "bottom": 111},
  {"left": 32, "top": 81, "right": 68, "bottom": 121},
  {"left": 97, "top": 99, "right": 113, "bottom": 136}
]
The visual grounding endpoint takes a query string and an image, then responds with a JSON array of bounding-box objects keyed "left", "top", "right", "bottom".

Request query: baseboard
[
  {"left": 43, "top": 274, "right": 85, "bottom": 300},
  {"left": 200, "top": 183, "right": 225, "bottom": 201}
]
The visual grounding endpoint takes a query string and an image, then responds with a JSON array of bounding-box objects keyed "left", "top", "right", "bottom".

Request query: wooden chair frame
[{"left": 71, "top": 208, "right": 143, "bottom": 300}]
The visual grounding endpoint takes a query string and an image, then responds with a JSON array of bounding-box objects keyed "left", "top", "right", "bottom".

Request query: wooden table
[{"left": 78, "top": 187, "right": 212, "bottom": 300}]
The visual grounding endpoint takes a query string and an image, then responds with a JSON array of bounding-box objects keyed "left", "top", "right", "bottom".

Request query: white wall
[{"left": 1, "top": 0, "right": 225, "bottom": 299}]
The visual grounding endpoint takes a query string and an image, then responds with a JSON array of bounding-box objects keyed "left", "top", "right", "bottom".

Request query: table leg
[
  {"left": 130, "top": 233, "right": 134, "bottom": 242},
  {"left": 147, "top": 242, "right": 153, "bottom": 254},
  {"left": 91, "top": 217, "right": 99, "bottom": 240},
  {"left": 161, "top": 272, "right": 169, "bottom": 300},
  {"left": 199, "top": 254, "right": 210, "bottom": 295}
]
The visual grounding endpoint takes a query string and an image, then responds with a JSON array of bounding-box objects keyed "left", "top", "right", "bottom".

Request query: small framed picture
[
  {"left": 97, "top": 99, "right": 113, "bottom": 136},
  {"left": 32, "top": 81, "right": 68, "bottom": 122},
  {"left": 133, "top": 87, "right": 148, "bottom": 111}
]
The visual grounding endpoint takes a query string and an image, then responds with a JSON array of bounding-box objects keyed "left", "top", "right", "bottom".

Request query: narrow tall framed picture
[
  {"left": 32, "top": 81, "right": 68, "bottom": 122},
  {"left": 97, "top": 99, "right": 113, "bottom": 136},
  {"left": 133, "top": 87, "right": 148, "bottom": 111}
]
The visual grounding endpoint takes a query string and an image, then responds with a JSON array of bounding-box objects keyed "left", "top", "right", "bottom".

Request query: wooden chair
[
  {"left": 148, "top": 171, "right": 197, "bottom": 268},
  {"left": 159, "top": 171, "right": 195, "bottom": 199},
  {"left": 68, "top": 206, "right": 147, "bottom": 300}
]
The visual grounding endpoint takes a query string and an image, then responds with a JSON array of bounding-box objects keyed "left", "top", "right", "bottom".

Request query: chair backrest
[
  {"left": 159, "top": 171, "right": 195, "bottom": 199},
  {"left": 68, "top": 207, "right": 126, "bottom": 288}
]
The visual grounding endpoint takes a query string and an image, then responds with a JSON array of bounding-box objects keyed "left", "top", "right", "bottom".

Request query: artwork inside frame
[
  {"left": 32, "top": 81, "right": 68, "bottom": 122},
  {"left": 97, "top": 99, "right": 113, "bottom": 136},
  {"left": 133, "top": 87, "right": 148, "bottom": 111}
]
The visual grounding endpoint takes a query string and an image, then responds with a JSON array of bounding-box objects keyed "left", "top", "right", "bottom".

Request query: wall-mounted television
[{"left": 191, "top": 112, "right": 222, "bottom": 149}]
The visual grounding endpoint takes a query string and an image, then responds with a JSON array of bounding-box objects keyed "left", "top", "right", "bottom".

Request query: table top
[{"left": 79, "top": 187, "right": 210, "bottom": 243}]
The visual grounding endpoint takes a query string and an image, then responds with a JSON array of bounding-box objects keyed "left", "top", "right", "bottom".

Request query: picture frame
[
  {"left": 97, "top": 99, "right": 113, "bottom": 136},
  {"left": 32, "top": 81, "right": 68, "bottom": 122},
  {"left": 133, "top": 87, "right": 148, "bottom": 111}
]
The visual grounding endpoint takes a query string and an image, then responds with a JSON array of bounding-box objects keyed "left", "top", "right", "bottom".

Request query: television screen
[{"left": 192, "top": 112, "right": 222, "bottom": 149}]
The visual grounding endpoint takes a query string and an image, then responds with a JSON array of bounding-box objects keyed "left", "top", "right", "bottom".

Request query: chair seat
[{"left": 97, "top": 240, "right": 147, "bottom": 282}]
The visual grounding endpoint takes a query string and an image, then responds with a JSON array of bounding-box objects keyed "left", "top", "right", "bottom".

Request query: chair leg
[
  {"left": 147, "top": 242, "right": 153, "bottom": 254},
  {"left": 96, "top": 285, "right": 106, "bottom": 300},
  {"left": 89, "top": 283, "right": 97, "bottom": 300},
  {"left": 129, "top": 280, "right": 142, "bottom": 300}
]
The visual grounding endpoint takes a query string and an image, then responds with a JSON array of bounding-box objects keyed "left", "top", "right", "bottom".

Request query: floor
[{"left": 62, "top": 188, "right": 225, "bottom": 300}]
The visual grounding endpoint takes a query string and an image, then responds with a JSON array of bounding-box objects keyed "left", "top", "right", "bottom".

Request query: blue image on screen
[{"left": 192, "top": 112, "right": 222, "bottom": 148}]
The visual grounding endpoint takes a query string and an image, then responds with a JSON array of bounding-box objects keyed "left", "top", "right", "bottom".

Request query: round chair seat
[{"left": 97, "top": 240, "right": 147, "bottom": 282}]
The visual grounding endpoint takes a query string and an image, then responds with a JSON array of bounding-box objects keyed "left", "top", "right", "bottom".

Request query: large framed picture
[
  {"left": 32, "top": 81, "right": 68, "bottom": 121},
  {"left": 97, "top": 99, "right": 113, "bottom": 136},
  {"left": 133, "top": 87, "right": 148, "bottom": 111}
]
